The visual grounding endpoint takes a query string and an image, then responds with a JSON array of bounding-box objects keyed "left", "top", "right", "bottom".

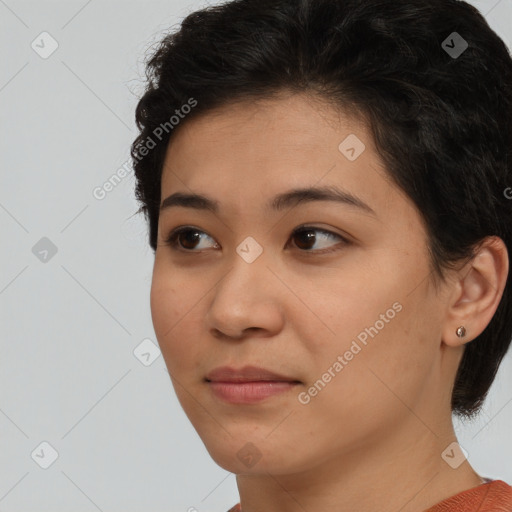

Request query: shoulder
[
  {"left": 424, "top": 479, "right": 512, "bottom": 512},
  {"left": 480, "top": 480, "right": 512, "bottom": 512}
]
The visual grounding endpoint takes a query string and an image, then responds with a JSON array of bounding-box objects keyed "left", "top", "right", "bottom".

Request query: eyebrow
[{"left": 160, "top": 185, "right": 376, "bottom": 216}]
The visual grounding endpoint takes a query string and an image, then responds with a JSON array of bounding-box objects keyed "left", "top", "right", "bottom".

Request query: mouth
[
  {"left": 205, "top": 364, "right": 300, "bottom": 382},
  {"left": 205, "top": 365, "right": 302, "bottom": 404},
  {"left": 206, "top": 380, "right": 301, "bottom": 404}
]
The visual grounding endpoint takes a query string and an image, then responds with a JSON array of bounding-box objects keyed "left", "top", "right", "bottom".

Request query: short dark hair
[{"left": 131, "top": 0, "right": 512, "bottom": 419}]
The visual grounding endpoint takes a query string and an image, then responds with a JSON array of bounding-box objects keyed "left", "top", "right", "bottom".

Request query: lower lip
[{"left": 207, "top": 381, "right": 300, "bottom": 404}]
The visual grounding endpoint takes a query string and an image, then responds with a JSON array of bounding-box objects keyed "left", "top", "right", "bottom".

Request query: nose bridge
[
  {"left": 206, "top": 242, "right": 283, "bottom": 336},
  {"left": 216, "top": 242, "right": 270, "bottom": 307}
]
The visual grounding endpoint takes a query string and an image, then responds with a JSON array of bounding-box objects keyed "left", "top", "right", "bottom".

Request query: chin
[{"left": 204, "top": 435, "right": 312, "bottom": 476}]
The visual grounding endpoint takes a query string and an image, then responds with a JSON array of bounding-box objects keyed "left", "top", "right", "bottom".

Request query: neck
[{"left": 235, "top": 416, "right": 483, "bottom": 512}]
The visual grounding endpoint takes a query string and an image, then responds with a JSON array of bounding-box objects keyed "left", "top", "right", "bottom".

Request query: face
[{"left": 150, "top": 92, "right": 454, "bottom": 476}]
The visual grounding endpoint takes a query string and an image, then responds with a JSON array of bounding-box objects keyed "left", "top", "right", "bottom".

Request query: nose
[{"left": 205, "top": 253, "right": 285, "bottom": 340}]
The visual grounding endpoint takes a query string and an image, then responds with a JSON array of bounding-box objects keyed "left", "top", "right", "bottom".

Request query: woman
[{"left": 131, "top": 0, "right": 512, "bottom": 510}]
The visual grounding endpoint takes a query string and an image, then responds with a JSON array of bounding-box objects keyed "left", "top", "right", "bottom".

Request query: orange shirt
[
  {"left": 424, "top": 479, "right": 512, "bottom": 512},
  {"left": 226, "top": 479, "right": 512, "bottom": 512}
]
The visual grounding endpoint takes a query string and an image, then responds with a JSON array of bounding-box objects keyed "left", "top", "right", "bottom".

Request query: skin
[{"left": 150, "top": 91, "right": 509, "bottom": 512}]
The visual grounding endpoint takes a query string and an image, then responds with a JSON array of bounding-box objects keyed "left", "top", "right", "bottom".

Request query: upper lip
[{"left": 205, "top": 365, "right": 300, "bottom": 383}]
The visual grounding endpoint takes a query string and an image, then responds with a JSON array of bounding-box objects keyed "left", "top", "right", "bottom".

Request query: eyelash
[{"left": 162, "top": 224, "right": 350, "bottom": 255}]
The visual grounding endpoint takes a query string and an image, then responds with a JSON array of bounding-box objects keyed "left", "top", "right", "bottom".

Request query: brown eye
[
  {"left": 164, "top": 227, "right": 219, "bottom": 251},
  {"left": 163, "top": 225, "right": 349, "bottom": 254},
  {"left": 289, "top": 226, "right": 348, "bottom": 254},
  {"left": 292, "top": 229, "right": 317, "bottom": 250},
  {"left": 177, "top": 229, "right": 201, "bottom": 250}
]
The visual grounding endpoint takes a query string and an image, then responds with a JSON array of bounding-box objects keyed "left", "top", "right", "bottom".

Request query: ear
[{"left": 442, "top": 236, "right": 509, "bottom": 348}]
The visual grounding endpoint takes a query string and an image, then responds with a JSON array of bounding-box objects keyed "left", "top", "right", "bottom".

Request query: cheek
[
  {"left": 150, "top": 258, "right": 199, "bottom": 335},
  {"left": 303, "top": 267, "right": 437, "bottom": 417},
  {"left": 335, "top": 301, "right": 437, "bottom": 418},
  {"left": 292, "top": 315, "right": 435, "bottom": 456},
  {"left": 150, "top": 266, "right": 204, "bottom": 373},
  {"left": 149, "top": 275, "right": 175, "bottom": 341}
]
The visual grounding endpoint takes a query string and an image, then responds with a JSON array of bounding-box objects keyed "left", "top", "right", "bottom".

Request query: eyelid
[
  {"left": 163, "top": 224, "right": 350, "bottom": 253},
  {"left": 163, "top": 225, "right": 218, "bottom": 250}
]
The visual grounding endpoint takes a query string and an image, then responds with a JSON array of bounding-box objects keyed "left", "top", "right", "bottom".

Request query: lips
[
  {"left": 205, "top": 365, "right": 301, "bottom": 383},
  {"left": 205, "top": 365, "right": 301, "bottom": 404}
]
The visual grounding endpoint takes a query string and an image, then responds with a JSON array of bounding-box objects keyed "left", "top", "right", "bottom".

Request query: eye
[
  {"left": 288, "top": 225, "right": 349, "bottom": 254},
  {"left": 162, "top": 225, "right": 349, "bottom": 254},
  {"left": 163, "top": 226, "right": 219, "bottom": 251}
]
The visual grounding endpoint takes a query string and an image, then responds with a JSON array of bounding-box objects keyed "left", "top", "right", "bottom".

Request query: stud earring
[{"left": 456, "top": 326, "right": 466, "bottom": 338}]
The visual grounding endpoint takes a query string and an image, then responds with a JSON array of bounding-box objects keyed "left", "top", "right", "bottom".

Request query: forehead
[
  {"left": 159, "top": 92, "right": 412, "bottom": 228},
  {"left": 163, "top": 94, "right": 378, "bottom": 183},
  {"left": 157, "top": 93, "right": 430, "bottom": 255}
]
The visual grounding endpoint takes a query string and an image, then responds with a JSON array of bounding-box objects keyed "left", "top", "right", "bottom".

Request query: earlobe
[
  {"left": 443, "top": 321, "right": 470, "bottom": 348},
  {"left": 442, "top": 236, "right": 509, "bottom": 348},
  {"left": 455, "top": 326, "right": 466, "bottom": 339}
]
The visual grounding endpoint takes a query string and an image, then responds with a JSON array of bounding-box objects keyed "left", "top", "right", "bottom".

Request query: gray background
[{"left": 1, "top": 1, "right": 511, "bottom": 511}]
